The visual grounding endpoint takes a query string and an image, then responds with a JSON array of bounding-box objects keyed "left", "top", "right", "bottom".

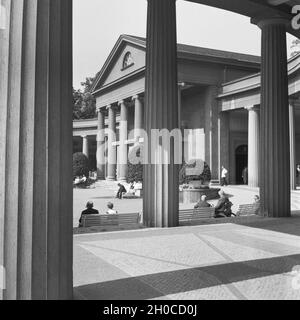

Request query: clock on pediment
[{"left": 122, "top": 51, "right": 134, "bottom": 70}]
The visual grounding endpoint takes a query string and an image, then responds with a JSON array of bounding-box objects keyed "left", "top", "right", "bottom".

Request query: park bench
[
  {"left": 179, "top": 207, "right": 216, "bottom": 225},
  {"left": 236, "top": 203, "right": 260, "bottom": 216},
  {"left": 80, "top": 212, "right": 141, "bottom": 228}
]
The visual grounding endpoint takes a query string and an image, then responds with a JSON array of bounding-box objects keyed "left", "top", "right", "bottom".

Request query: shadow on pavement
[
  {"left": 74, "top": 253, "right": 300, "bottom": 300},
  {"left": 234, "top": 212, "right": 300, "bottom": 237}
]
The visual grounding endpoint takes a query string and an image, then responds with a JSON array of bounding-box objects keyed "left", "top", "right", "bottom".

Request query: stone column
[
  {"left": 0, "top": 0, "right": 73, "bottom": 299},
  {"left": 118, "top": 100, "right": 128, "bottom": 183},
  {"left": 82, "top": 135, "right": 89, "bottom": 158},
  {"left": 133, "top": 95, "right": 143, "bottom": 144},
  {"left": 218, "top": 112, "right": 230, "bottom": 183},
  {"left": 96, "top": 108, "right": 106, "bottom": 180},
  {"left": 289, "top": 102, "right": 296, "bottom": 190},
  {"left": 256, "top": 17, "right": 290, "bottom": 217},
  {"left": 204, "top": 86, "right": 219, "bottom": 180},
  {"left": 178, "top": 84, "right": 183, "bottom": 130},
  {"left": 246, "top": 106, "right": 260, "bottom": 188},
  {"left": 144, "top": 0, "right": 179, "bottom": 228},
  {"left": 107, "top": 105, "right": 117, "bottom": 181}
]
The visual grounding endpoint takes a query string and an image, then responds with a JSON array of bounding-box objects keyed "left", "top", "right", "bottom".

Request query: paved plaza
[
  {"left": 74, "top": 217, "right": 300, "bottom": 300},
  {"left": 73, "top": 183, "right": 300, "bottom": 300}
]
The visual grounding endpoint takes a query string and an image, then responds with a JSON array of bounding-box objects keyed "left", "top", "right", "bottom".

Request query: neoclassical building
[
  {"left": 1, "top": 0, "right": 300, "bottom": 299},
  {"left": 73, "top": 34, "right": 300, "bottom": 188}
]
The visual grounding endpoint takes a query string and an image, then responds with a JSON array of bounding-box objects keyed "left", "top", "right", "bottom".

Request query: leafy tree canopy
[{"left": 73, "top": 74, "right": 99, "bottom": 120}]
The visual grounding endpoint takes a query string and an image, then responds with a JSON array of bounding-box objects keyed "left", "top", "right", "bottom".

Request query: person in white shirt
[
  {"left": 221, "top": 166, "right": 228, "bottom": 186},
  {"left": 106, "top": 202, "right": 118, "bottom": 215}
]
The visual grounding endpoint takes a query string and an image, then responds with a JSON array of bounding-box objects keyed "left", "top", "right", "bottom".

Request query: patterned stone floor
[{"left": 74, "top": 217, "right": 300, "bottom": 300}]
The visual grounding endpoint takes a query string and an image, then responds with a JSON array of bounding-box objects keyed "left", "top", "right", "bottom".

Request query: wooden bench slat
[
  {"left": 179, "top": 208, "right": 215, "bottom": 224},
  {"left": 81, "top": 213, "right": 141, "bottom": 228},
  {"left": 237, "top": 203, "right": 260, "bottom": 216}
]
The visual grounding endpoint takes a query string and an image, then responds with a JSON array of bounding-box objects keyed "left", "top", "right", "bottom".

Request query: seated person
[
  {"left": 79, "top": 201, "right": 99, "bottom": 227},
  {"left": 215, "top": 190, "right": 235, "bottom": 218},
  {"left": 127, "top": 182, "right": 136, "bottom": 194},
  {"left": 106, "top": 202, "right": 118, "bottom": 215},
  {"left": 194, "top": 195, "right": 212, "bottom": 209},
  {"left": 253, "top": 195, "right": 260, "bottom": 215},
  {"left": 116, "top": 183, "right": 127, "bottom": 199},
  {"left": 74, "top": 176, "right": 82, "bottom": 185}
]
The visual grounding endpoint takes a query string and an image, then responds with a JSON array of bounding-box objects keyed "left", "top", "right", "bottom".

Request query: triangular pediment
[{"left": 91, "top": 35, "right": 146, "bottom": 93}]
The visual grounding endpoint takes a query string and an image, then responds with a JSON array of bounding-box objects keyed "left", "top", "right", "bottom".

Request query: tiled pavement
[{"left": 74, "top": 217, "right": 300, "bottom": 300}]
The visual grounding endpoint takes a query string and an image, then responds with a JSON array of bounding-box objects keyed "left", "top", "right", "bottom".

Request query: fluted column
[
  {"left": 246, "top": 106, "right": 260, "bottom": 188},
  {"left": 144, "top": 0, "right": 179, "bottom": 228},
  {"left": 0, "top": 0, "right": 73, "bottom": 299},
  {"left": 82, "top": 135, "right": 89, "bottom": 158},
  {"left": 257, "top": 18, "right": 290, "bottom": 217},
  {"left": 107, "top": 105, "right": 117, "bottom": 181},
  {"left": 133, "top": 95, "right": 143, "bottom": 144},
  {"left": 96, "top": 108, "right": 105, "bottom": 180},
  {"left": 218, "top": 112, "right": 230, "bottom": 183},
  {"left": 289, "top": 102, "right": 296, "bottom": 190},
  {"left": 118, "top": 100, "right": 128, "bottom": 182}
]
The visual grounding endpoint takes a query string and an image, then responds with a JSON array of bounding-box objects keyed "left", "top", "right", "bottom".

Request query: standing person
[
  {"left": 116, "top": 183, "right": 127, "bottom": 199},
  {"left": 242, "top": 167, "right": 248, "bottom": 185},
  {"left": 221, "top": 166, "right": 229, "bottom": 186}
]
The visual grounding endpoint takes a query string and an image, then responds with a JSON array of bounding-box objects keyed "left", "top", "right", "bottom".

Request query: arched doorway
[{"left": 235, "top": 145, "right": 248, "bottom": 184}]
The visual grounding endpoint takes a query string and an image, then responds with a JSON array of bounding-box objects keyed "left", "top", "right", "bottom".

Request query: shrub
[
  {"left": 73, "top": 152, "right": 89, "bottom": 179},
  {"left": 127, "top": 145, "right": 143, "bottom": 183},
  {"left": 127, "top": 162, "right": 143, "bottom": 183},
  {"left": 179, "top": 160, "right": 211, "bottom": 185}
]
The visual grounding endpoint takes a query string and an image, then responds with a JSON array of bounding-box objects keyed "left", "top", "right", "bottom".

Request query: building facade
[{"left": 73, "top": 34, "right": 300, "bottom": 187}]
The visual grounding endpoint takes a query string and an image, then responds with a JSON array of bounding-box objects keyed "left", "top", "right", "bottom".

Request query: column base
[
  {"left": 106, "top": 177, "right": 116, "bottom": 181},
  {"left": 118, "top": 178, "right": 127, "bottom": 184}
]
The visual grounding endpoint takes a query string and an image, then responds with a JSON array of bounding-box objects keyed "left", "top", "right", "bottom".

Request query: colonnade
[{"left": 95, "top": 95, "right": 144, "bottom": 182}]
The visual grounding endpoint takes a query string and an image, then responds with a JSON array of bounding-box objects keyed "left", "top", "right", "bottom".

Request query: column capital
[
  {"left": 244, "top": 105, "right": 260, "bottom": 112},
  {"left": 289, "top": 98, "right": 300, "bottom": 108},
  {"left": 132, "top": 94, "right": 140, "bottom": 101},
  {"left": 81, "top": 134, "right": 88, "bottom": 139},
  {"left": 96, "top": 106, "right": 106, "bottom": 113},
  {"left": 118, "top": 100, "right": 126, "bottom": 106},
  {"left": 106, "top": 104, "right": 118, "bottom": 111},
  {"left": 251, "top": 16, "right": 290, "bottom": 29}
]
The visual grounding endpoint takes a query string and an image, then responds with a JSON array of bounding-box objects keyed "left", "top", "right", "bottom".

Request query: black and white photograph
[{"left": 1, "top": 0, "right": 300, "bottom": 306}]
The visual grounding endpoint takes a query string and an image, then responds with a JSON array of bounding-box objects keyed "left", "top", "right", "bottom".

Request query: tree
[
  {"left": 73, "top": 75, "right": 98, "bottom": 120},
  {"left": 291, "top": 39, "right": 300, "bottom": 57},
  {"left": 73, "top": 153, "right": 90, "bottom": 178}
]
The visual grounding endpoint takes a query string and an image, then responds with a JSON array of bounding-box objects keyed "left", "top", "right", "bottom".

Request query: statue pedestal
[{"left": 179, "top": 188, "right": 221, "bottom": 204}]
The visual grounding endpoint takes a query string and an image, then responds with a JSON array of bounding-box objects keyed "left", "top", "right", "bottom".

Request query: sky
[{"left": 73, "top": 0, "right": 296, "bottom": 89}]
